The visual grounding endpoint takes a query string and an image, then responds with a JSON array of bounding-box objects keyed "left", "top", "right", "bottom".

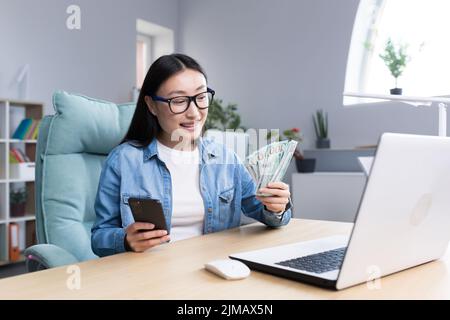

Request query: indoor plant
[
  {"left": 204, "top": 98, "right": 245, "bottom": 131},
  {"left": 313, "top": 109, "right": 329, "bottom": 149},
  {"left": 268, "top": 128, "right": 316, "bottom": 173},
  {"left": 10, "top": 187, "right": 27, "bottom": 217},
  {"left": 379, "top": 38, "right": 410, "bottom": 95}
]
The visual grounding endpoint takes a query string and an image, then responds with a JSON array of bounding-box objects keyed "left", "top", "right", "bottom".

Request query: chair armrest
[{"left": 24, "top": 244, "right": 80, "bottom": 272}]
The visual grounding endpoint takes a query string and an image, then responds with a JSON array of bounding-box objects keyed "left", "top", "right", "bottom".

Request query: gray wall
[
  {"left": 1, "top": 0, "right": 443, "bottom": 147},
  {"left": 179, "top": 0, "right": 443, "bottom": 151},
  {"left": 0, "top": 0, "right": 179, "bottom": 115}
]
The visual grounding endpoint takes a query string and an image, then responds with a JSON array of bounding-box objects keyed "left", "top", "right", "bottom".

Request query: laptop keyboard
[{"left": 275, "top": 247, "right": 347, "bottom": 274}]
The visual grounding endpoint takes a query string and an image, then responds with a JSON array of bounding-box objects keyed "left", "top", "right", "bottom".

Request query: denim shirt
[{"left": 91, "top": 137, "right": 292, "bottom": 257}]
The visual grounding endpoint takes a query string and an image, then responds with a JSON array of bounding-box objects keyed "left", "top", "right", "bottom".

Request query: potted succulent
[
  {"left": 313, "top": 109, "right": 330, "bottom": 149},
  {"left": 379, "top": 38, "right": 410, "bottom": 95},
  {"left": 268, "top": 128, "right": 316, "bottom": 173},
  {"left": 10, "top": 187, "right": 27, "bottom": 217}
]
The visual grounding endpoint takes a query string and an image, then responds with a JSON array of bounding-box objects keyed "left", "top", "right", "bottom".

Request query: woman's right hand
[{"left": 125, "top": 222, "right": 170, "bottom": 252}]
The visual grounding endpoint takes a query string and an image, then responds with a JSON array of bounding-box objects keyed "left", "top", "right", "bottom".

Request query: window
[
  {"left": 136, "top": 34, "right": 152, "bottom": 89},
  {"left": 344, "top": 0, "right": 450, "bottom": 102},
  {"left": 135, "top": 19, "right": 175, "bottom": 91}
]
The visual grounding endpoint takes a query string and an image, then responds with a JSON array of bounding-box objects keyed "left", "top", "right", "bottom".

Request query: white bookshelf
[{"left": 0, "top": 99, "right": 42, "bottom": 266}]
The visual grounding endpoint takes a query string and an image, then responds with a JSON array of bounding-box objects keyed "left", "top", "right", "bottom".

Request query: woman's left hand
[{"left": 256, "top": 182, "right": 290, "bottom": 214}]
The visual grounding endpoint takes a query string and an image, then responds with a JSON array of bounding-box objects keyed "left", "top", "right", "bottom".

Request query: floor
[{"left": 0, "top": 262, "right": 27, "bottom": 279}]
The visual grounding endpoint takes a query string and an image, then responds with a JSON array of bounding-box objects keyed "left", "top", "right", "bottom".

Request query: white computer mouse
[{"left": 204, "top": 259, "right": 251, "bottom": 280}]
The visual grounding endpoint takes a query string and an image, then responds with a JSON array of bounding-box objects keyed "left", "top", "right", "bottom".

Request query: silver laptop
[{"left": 230, "top": 133, "right": 450, "bottom": 290}]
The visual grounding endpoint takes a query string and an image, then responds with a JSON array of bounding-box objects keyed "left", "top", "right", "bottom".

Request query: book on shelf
[
  {"left": 25, "top": 120, "right": 38, "bottom": 139},
  {"left": 17, "top": 148, "right": 30, "bottom": 162},
  {"left": 9, "top": 223, "right": 20, "bottom": 262},
  {"left": 11, "top": 118, "right": 40, "bottom": 140},
  {"left": 9, "top": 150, "right": 19, "bottom": 163},
  {"left": 10, "top": 149, "right": 23, "bottom": 163},
  {"left": 9, "top": 148, "right": 31, "bottom": 163}
]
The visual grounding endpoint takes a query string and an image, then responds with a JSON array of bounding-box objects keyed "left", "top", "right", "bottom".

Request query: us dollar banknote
[{"left": 245, "top": 140, "right": 298, "bottom": 196}]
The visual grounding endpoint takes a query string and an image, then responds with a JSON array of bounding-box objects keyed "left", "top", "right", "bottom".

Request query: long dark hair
[{"left": 121, "top": 53, "right": 208, "bottom": 146}]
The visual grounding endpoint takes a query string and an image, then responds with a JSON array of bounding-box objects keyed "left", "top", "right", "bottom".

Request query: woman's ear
[{"left": 145, "top": 96, "right": 157, "bottom": 116}]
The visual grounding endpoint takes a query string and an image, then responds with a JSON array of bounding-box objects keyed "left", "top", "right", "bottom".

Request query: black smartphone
[{"left": 128, "top": 198, "right": 169, "bottom": 233}]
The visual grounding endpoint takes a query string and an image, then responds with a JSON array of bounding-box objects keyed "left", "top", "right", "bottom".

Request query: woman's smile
[{"left": 179, "top": 121, "right": 198, "bottom": 132}]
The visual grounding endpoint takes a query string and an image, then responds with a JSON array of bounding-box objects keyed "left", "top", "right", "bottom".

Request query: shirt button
[{"left": 208, "top": 208, "right": 213, "bottom": 213}]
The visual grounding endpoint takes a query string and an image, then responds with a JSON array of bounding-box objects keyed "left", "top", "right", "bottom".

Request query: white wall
[
  {"left": 0, "top": 0, "right": 179, "bottom": 115},
  {"left": 179, "top": 0, "right": 442, "bottom": 151}
]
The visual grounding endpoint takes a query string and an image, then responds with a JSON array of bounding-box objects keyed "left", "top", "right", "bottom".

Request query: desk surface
[{"left": 0, "top": 219, "right": 449, "bottom": 299}]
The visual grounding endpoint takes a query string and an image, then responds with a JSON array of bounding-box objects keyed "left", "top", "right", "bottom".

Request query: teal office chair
[{"left": 24, "top": 91, "right": 135, "bottom": 271}]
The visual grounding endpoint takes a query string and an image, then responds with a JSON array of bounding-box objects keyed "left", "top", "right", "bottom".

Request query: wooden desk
[{"left": 0, "top": 219, "right": 449, "bottom": 299}]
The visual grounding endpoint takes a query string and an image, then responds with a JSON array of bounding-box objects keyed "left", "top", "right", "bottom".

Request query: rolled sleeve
[
  {"left": 114, "top": 227, "right": 127, "bottom": 253},
  {"left": 262, "top": 201, "right": 292, "bottom": 227}
]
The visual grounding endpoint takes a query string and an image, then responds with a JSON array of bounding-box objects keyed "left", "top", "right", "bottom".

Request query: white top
[{"left": 156, "top": 140, "right": 205, "bottom": 242}]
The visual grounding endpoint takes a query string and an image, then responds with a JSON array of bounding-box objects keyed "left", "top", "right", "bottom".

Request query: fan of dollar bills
[{"left": 245, "top": 140, "right": 298, "bottom": 196}]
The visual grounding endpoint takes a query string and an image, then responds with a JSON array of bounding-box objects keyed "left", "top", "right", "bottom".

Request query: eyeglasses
[{"left": 151, "top": 87, "right": 215, "bottom": 114}]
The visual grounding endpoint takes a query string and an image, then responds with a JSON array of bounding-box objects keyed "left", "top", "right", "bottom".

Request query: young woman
[{"left": 91, "top": 54, "right": 292, "bottom": 257}]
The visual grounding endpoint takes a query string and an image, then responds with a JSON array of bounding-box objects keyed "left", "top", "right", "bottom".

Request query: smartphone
[{"left": 128, "top": 198, "right": 169, "bottom": 233}]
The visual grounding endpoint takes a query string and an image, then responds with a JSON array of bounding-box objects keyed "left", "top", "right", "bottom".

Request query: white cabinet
[{"left": 291, "top": 172, "right": 367, "bottom": 223}]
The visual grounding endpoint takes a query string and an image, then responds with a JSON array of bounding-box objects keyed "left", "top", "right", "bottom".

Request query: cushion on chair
[
  {"left": 39, "top": 91, "right": 135, "bottom": 261},
  {"left": 48, "top": 92, "right": 135, "bottom": 155}
]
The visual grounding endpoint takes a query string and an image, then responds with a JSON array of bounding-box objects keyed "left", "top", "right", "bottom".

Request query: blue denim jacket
[{"left": 91, "top": 137, "right": 292, "bottom": 257}]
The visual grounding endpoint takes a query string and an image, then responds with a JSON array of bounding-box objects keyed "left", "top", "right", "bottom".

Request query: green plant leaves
[
  {"left": 10, "top": 188, "right": 27, "bottom": 204},
  {"left": 204, "top": 98, "right": 244, "bottom": 131},
  {"left": 379, "top": 38, "right": 410, "bottom": 84},
  {"left": 313, "top": 109, "right": 328, "bottom": 139}
]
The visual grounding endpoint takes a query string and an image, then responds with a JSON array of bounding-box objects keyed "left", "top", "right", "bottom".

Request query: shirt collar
[{"left": 135, "top": 137, "right": 218, "bottom": 163}]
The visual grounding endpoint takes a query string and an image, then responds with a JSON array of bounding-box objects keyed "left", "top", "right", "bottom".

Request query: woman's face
[{"left": 145, "top": 69, "right": 208, "bottom": 148}]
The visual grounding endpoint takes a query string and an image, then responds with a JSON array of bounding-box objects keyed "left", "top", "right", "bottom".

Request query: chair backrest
[{"left": 35, "top": 91, "right": 135, "bottom": 261}]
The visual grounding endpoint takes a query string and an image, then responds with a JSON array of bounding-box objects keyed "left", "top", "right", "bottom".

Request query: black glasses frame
[{"left": 151, "top": 87, "right": 215, "bottom": 114}]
